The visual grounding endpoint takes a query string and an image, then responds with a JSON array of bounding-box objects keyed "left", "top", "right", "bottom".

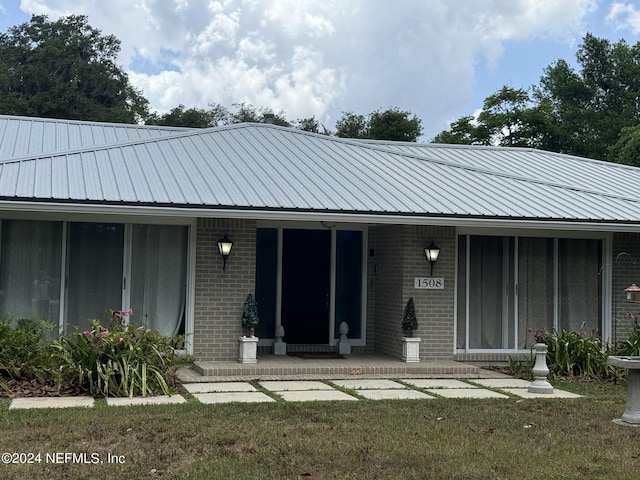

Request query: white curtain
[
  {"left": 558, "top": 239, "right": 601, "bottom": 333},
  {"left": 517, "top": 237, "right": 554, "bottom": 348},
  {"left": 130, "top": 225, "right": 187, "bottom": 337},
  {"left": 67, "top": 223, "right": 124, "bottom": 332},
  {"left": 468, "top": 236, "right": 508, "bottom": 349},
  {"left": 0, "top": 220, "right": 62, "bottom": 325}
]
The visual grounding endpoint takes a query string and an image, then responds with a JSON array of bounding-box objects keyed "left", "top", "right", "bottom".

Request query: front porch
[{"left": 177, "top": 353, "right": 505, "bottom": 382}]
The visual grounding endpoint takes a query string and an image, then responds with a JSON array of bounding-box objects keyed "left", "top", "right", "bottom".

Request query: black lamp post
[
  {"left": 218, "top": 234, "right": 233, "bottom": 271},
  {"left": 424, "top": 241, "right": 441, "bottom": 276}
]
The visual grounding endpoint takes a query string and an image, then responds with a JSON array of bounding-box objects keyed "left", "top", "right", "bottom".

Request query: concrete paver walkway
[{"left": 4, "top": 376, "right": 583, "bottom": 409}]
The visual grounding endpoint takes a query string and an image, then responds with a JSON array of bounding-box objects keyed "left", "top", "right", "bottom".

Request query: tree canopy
[
  {"left": 335, "top": 107, "right": 423, "bottom": 141},
  {"left": 0, "top": 14, "right": 148, "bottom": 123},
  {"left": 433, "top": 34, "right": 640, "bottom": 164}
]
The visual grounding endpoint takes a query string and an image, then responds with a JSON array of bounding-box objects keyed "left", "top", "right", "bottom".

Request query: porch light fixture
[
  {"left": 424, "top": 241, "right": 441, "bottom": 276},
  {"left": 218, "top": 234, "right": 233, "bottom": 271}
]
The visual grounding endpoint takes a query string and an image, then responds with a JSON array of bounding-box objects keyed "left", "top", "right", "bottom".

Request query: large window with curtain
[
  {"left": 130, "top": 224, "right": 188, "bottom": 337},
  {"left": 457, "top": 234, "right": 603, "bottom": 352},
  {"left": 0, "top": 220, "right": 63, "bottom": 325},
  {"left": 0, "top": 219, "right": 189, "bottom": 337}
]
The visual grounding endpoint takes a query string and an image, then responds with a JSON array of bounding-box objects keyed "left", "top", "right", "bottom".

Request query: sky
[{"left": 1, "top": 0, "right": 640, "bottom": 140}]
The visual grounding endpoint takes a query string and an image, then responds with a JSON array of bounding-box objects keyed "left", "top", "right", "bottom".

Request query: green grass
[{"left": 0, "top": 381, "right": 639, "bottom": 479}]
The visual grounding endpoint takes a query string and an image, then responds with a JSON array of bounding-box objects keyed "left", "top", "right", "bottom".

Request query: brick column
[{"left": 193, "top": 218, "right": 256, "bottom": 361}]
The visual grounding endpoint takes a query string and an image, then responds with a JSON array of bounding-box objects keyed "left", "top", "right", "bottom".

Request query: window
[
  {"left": 0, "top": 220, "right": 189, "bottom": 337},
  {"left": 0, "top": 220, "right": 62, "bottom": 325},
  {"left": 457, "top": 234, "right": 603, "bottom": 351}
]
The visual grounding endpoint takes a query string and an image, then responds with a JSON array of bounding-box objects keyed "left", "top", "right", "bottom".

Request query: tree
[
  {"left": 146, "top": 104, "right": 229, "bottom": 128},
  {"left": 432, "top": 115, "right": 483, "bottom": 145},
  {"left": 476, "top": 87, "right": 533, "bottom": 147},
  {"left": 535, "top": 34, "right": 640, "bottom": 160},
  {"left": 335, "top": 111, "right": 368, "bottom": 138},
  {"left": 608, "top": 125, "right": 640, "bottom": 167},
  {"left": 228, "top": 103, "right": 290, "bottom": 126},
  {"left": 335, "top": 108, "right": 423, "bottom": 141},
  {"left": 0, "top": 14, "right": 148, "bottom": 123},
  {"left": 432, "top": 34, "right": 640, "bottom": 163},
  {"left": 368, "top": 107, "right": 422, "bottom": 142},
  {"left": 293, "top": 116, "right": 331, "bottom": 135}
]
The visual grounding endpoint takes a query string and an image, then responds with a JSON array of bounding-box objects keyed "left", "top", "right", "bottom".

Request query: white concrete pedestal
[
  {"left": 238, "top": 336, "right": 258, "bottom": 364},
  {"left": 529, "top": 343, "right": 554, "bottom": 394},
  {"left": 401, "top": 337, "right": 421, "bottom": 363},
  {"left": 608, "top": 356, "right": 640, "bottom": 426},
  {"left": 338, "top": 340, "right": 351, "bottom": 355},
  {"left": 273, "top": 340, "right": 287, "bottom": 356}
]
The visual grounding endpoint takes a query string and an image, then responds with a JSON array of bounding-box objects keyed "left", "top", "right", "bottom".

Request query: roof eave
[{"left": 0, "top": 200, "right": 638, "bottom": 233}]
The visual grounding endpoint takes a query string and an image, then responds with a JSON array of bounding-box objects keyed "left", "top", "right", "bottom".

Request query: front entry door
[{"left": 281, "top": 229, "right": 331, "bottom": 344}]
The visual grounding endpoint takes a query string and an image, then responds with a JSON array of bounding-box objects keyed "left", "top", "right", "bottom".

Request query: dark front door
[{"left": 281, "top": 229, "right": 331, "bottom": 344}]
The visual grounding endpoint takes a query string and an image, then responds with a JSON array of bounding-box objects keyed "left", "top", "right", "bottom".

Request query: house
[{"left": 0, "top": 114, "right": 638, "bottom": 363}]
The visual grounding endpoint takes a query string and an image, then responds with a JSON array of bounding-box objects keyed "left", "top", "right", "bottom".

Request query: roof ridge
[{"left": 0, "top": 113, "right": 191, "bottom": 132}]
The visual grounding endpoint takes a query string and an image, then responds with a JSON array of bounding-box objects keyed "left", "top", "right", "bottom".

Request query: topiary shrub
[{"left": 402, "top": 297, "right": 418, "bottom": 336}]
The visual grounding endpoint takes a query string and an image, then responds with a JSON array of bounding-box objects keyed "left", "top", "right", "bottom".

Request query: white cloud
[
  {"left": 17, "top": 0, "right": 598, "bottom": 138},
  {"left": 607, "top": 2, "right": 640, "bottom": 34}
]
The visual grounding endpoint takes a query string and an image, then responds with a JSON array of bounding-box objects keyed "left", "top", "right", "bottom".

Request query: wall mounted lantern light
[
  {"left": 424, "top": 241, "right": 441, "bottom": 276},
  {"left": 218, "top": 234, "right": 233, "bottom": 271}
]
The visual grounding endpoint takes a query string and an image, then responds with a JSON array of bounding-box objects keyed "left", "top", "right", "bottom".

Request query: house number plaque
[{"left": 414, "top": 277, "right": 444, "bottom": 289}]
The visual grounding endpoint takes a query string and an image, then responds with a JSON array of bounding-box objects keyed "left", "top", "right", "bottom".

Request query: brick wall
[
  {"left": 372, "top": 224, "right": 457, "bottom": 360},
  {"left": 373, "top": 225, "right": 405, "bottom": 357},
  {"left": 193, "top": 218, "right": 257, "bottom": 361},
  {"left": 403, "top": 225, "right": 456, "bottom": 360}
]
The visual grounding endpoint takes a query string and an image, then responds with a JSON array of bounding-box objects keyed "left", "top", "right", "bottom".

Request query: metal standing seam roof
[{"left": 0, "top": 116, "right": 639, "bottom": 226}]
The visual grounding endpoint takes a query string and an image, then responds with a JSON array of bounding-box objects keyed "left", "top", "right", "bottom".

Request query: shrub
[
  {"left": 529, "top": 326, "right": 613, "bottom": 380},
  {"left": 402, "top": 297, "right": 418, "bottom": 336},
  {"left": 54, "top": 319, "right": 191, "bottom": 398},
  {"left": 241, "top": 294, "right": 259, "bottom": 336},
  {"left": 0, "top": 316, "right": 59, "bottom": 381}
]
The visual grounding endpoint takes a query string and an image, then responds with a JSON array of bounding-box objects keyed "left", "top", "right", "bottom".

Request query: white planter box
[
  {"left": 401, "top": 337, "right": 421, "bottom": 363},
  {"left": 238, "top": 336, "right": 259, "bottom": 363}
]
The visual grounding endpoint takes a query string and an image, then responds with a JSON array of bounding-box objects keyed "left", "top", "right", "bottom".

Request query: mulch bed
[{"left": 0, "top": 378, "right": 83, "bottom": 398}]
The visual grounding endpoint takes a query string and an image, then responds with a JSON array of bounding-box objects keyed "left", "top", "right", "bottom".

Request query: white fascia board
[{"left": 0, "top": 201, "right": 639, "bottom": 233}]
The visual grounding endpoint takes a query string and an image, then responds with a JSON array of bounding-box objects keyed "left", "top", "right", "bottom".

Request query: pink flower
[
  {"left": 117, "top": 337, "right": 124, "bottom": 343},
  {"left": 100, "top": 327, "right": 109, "bottom": 334},
  {"left": 136, "top": 325, "right": 145, "bottom": 331},
  {"left": 113, "top": 309, "right": 133, "bottom": 319},
  {"left": 83, "top": 330, "right": 95, "bottom": 336}
]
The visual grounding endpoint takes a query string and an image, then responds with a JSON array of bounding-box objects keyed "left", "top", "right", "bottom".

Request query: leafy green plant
[
  {"left": 54, "top": 319, "right": 191, "bottom": 398},
  {"left": 402, "top": 297, "right": 418, "bottom": 336},
  {"left": 529, "top": 325, "right": 613, "bottom": 380},
  {"left": 0, "top": 316, "right": 59, "bottom": 381},
  {"left": 507, "top": 355, "right": 533, "bottom": 380},
  {"left": 615, "top": 312, "right": 640, "bottom": 356}
]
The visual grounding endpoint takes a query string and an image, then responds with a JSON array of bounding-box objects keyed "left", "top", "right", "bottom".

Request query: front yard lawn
[{"left": 0, "top": 380, "right": 638, "bottom": 479}]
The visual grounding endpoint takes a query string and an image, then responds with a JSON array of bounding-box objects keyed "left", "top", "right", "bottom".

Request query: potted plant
[
  {"left": 239, "top": 294, "right": 259, "bottom": 363},
  {"left": 401, "top": 297, "right": 421, "bottom": 362},
  {"left": 242, "top": 294, "right": 259, "bottom": 336}
]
